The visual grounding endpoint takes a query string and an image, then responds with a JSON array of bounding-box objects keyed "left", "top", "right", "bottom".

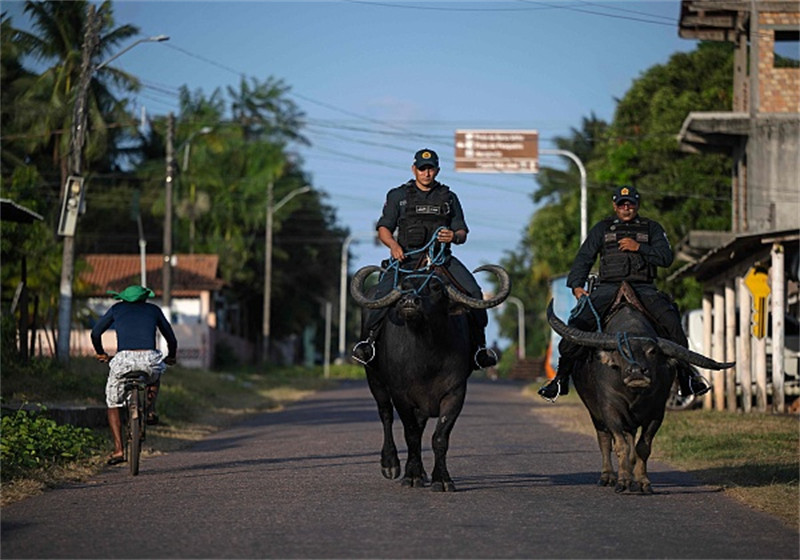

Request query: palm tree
[{"left": 9, "top": 0, "right": 141, "bottom": 186}]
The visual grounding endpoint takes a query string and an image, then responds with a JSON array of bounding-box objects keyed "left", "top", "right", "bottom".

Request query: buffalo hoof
[
  {"left": 401, "top": 476, "right": 426, "bottom": 488},
  {"left": 431, "top": 480, "right": 456, "bottom": 492},
  {"left": 597, "top": 474, "right": 616, "bottom": 487},
  {"left": 382, "top": 465, "right": 401, "bottom": 479},
  {"left": 614, "top": 481, "right": 629, "bottom": 493},
  {"left": 639, "top": 483, "right": 654, "bottom": 495}
]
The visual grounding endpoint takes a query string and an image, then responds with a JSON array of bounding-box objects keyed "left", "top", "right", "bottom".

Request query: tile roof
[{"left": 81, "top": 254, "right": 224, "bottom": 297}]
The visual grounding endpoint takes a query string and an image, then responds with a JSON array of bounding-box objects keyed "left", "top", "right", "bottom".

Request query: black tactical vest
[
  {"left": 397, "top": 183, "right": 452, "bottom": 250},
  {"left": 599, "top": 218, "right": 655, "bottom": 283}
]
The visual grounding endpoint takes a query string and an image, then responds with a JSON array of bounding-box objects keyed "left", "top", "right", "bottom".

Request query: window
[{"left": 774, "top": 30, "right": 800, "bottom": 69}]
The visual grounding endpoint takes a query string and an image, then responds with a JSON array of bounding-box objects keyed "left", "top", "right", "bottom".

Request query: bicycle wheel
[{"left": 128, "top": 386, "right": 142, "bottom": 476}]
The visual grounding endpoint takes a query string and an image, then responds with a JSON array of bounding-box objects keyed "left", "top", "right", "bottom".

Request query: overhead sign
[{"left": 454, "top": 129, "right": 539, "bottom": 173}]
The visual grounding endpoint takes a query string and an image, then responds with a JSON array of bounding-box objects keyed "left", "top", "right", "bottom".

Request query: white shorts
[{"left": 105, "top": 350, "right": 165, "bottom": 408}]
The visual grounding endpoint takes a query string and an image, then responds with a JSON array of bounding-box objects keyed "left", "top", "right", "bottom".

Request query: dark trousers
[
  {"left": 361, "top": 255, "right": 487, "bottom": 337},
  {"left": 557, "top": 282, "right": 686, "bottom": 365}
]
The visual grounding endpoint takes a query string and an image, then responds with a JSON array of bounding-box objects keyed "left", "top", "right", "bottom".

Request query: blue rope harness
[
  {"left": 569, "top": 294, "right": 603, "bottom": 333},
  {"left": 569, "top": 295, "right": 647, "bottom": 367},
  {"left": 380, "top": 227, "right": 449, "bottom": 295}
]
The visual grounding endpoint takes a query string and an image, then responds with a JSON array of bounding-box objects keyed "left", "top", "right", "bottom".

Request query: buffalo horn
[
  {"left": 547, "top": 301, "right": 736, "bottom": 370},
  {"left": 444, "top": 264, "right": 511, "bottom": 309},
  {"left": 349, "top": 266, "right": 403, "bottom": 309},
  {"left": 655, "top": 338, "right": 735, "bottom": 370},
  {"left": 546, "top": 300, "right": 619, "bottom": 349}
]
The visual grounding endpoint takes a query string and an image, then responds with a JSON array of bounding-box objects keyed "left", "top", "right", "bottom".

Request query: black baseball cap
[
  {"left": 612, "top": 185, "right": 640, "bottom": 205},
  {"left": 413, "top": 149, "right": 439, "bottom": 169}
]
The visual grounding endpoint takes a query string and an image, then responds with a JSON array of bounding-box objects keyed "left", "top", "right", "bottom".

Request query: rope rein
[
  {"left": 380, "top": 227, "right": 449, "bottom": 296},
  {"left": 569, "top": 294, "right": 603, "bottom": 333},
  {"left": 569, "top": 294, "right": 658, "bottom": 367}
]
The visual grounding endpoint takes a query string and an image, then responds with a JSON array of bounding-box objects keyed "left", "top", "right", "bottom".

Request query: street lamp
[
  {"left": 540, "top": 149, "right": 587, "bottom": 243},
  {"left": 56, "top": 14, "right": 169, "bottom": 362},
  {"left": 262, "top": 183, "right": 312, "bottom": 362},
  {"left": 337, "top": 231, "right": 377, "bottom": 362},
  {"left": 181, "top": 126, "right": 214, "bottom": 172},
  {"left": 504, "top": 296, "right": 526, "bottom": 360},
  {"left": 178, "top": 126, "right": 213, "bottom": 255},
  {"left": 95, "top": 35, "right": 170, "bottom": 70},
  {"left": 162, "top": 122, "right": 211, "bottom": 319}
]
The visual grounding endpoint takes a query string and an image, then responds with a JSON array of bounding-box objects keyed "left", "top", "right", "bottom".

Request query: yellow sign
[{"left": 744, "top": 265, "right": 770, "bottom": 339}]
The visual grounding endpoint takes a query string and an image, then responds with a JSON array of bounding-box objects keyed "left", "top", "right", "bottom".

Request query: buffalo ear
[
  {"left": 666, "top": 356, "right": 681, "bottom": 370},
  {"left": 447, "top": 303, "right": 469, "bottom": 315},
  {"left": 598, "top": 350, "right": 616, "bottom": 366}
]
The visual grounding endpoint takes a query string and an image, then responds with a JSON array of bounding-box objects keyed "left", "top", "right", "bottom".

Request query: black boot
[
  {"left": 474, "top": 346, "right": 498, "bottom": 369},
  {"left": 538, "top": 358, "right": 572, "bottom": 402},
  {"left": 352, "top": 330, "right": 377, "bottom": 365},
  {"left": 678, "top": 364, "right": 711, "bottom": 396},
  {"left": 468, "top": 310, "right": 496, "bottom": 370},
  {"left": 538, "top": 374, "right": 569, "bottom": 401}
]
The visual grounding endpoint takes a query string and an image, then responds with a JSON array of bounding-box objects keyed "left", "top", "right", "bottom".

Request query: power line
[{"left": 516, "top": 0, "right": 674, "bottom": 26}]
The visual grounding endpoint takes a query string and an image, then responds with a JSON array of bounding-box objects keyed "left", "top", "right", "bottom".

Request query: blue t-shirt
[{"left": 91, "top": 301, "right": 177, "bottom": 358}]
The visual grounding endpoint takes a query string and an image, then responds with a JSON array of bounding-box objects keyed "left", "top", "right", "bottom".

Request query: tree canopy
[
  {"left": 2, "top": 1, "right": 347, "bottom": 362},
  {"left": 494, "top": 41, "right": 734, "bottom": 359}
]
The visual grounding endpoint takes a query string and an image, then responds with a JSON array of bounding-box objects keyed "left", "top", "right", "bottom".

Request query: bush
[
  {"left": 0, "top": 407, "right": 104, "bottom": 482},
  {"left": 213, "top": 340, "right": 240, "bottom": 370}
]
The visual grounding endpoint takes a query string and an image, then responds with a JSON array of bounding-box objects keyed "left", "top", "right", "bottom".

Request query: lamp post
[
  {"left": 337, "top": 231, "right": 377, "bottom": 362},
  {"left": 262, "top": 184, "right": 312, "bottom": 362},
  {"left": 180, "top": 126, "right": 213, "bottom": 255},
  {"left": 55, "top": 22, "right": 169, "bottom": 362},
  {"left": 504, "top": 296, "right": 526, "bottom": 360},
  {"left": 181, "top": 126, "right": 214, "bottom": 172},
  {"left": 540, "top": 149, "right": 587, "bottom": 243},
  {"left": 95, "top": 35, "right": 169, "bottom": 70}
]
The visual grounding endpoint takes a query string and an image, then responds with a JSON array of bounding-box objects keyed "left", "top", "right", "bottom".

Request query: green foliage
[
  {"left": 498, "top": 42, "right": 735, "bottom": 358},
  {"left": 1, "top": 356, "right": 108, "bottom": 405},
  {"left": 3, "top": 4, "right": 347, "bottom": 357},
  {"left": 213, "top": 340, "right": 240, "bottom": 370},
  {"left": 0, "top": 407, "right": 104, "bottom": 482}
]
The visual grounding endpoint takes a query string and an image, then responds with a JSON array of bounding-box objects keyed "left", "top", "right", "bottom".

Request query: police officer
[
  {"left": 352, "top": 148, "right": 497, "bottom": 370},
  {"left": 538, "top": 185, "right": 710, "bottom": 401}
]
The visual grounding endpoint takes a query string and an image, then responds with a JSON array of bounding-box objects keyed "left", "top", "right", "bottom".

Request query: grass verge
[{"left": 524, "top": 386, "right": 800, "bottom": 529}]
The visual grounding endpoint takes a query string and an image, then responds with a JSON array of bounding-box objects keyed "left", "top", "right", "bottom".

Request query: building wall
[
  {"left": 758, "top": 11, "right": 800, "bottom": 113},
  {"left": 747, "top": 116, "right": 800, "bottom": 233}
]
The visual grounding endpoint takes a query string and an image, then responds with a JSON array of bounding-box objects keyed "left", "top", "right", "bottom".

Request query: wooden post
[
  {"left": 725, "top": 280, "right": 737, "bottom": 412},
  {"left": 754, "top": 334, "right": 768, "bottom": 413},
  {"left": 713, "top": 287, "right": 726, "bottom": 411},
  {"left": 771, "top": 243, "right": 785, "bottom": 413},
  {"left": 702, "top": 293, "right": 714, "bottom": 410},
  {"left": 738, "top": 276, "right": 753, "bottom": 413}
]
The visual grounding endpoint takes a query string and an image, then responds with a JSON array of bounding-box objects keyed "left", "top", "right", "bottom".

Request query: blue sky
[{"left": 6, "top": 0, "right": 699, "bottom": 345}]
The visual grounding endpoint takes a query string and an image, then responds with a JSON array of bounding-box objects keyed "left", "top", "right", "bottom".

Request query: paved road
[{"left": 2, "top": 379, "right": 797, "bottom": 559}]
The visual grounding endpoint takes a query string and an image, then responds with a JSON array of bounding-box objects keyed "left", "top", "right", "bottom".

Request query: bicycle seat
[{"left": 121, "top": 370, "right": 148, "bottom": 380}]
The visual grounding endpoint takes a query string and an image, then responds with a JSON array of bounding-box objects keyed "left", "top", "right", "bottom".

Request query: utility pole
[
  {"left": 263, "top": 181, "right": 275, "bottom": 362},
  {"left": 56, "top": 5, "right": 100, "bottom": 363},
  {"left": 163, "top": 112, "right": 175, "bottom": 319}
]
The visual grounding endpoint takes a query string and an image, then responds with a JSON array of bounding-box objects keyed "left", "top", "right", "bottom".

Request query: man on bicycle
[{"left": 91, "top": 285, "right": 177, "bottom": 465}]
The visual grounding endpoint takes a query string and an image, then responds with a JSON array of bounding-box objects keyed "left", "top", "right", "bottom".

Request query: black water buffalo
[
  {"left": 350, "top": 264, "right": 510, "bottom": 492},
  {"left": 546, "top": 282, "right": 733, "bottom": 494}
]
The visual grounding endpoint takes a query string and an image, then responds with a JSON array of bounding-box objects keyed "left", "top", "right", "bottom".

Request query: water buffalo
[
  {"left": 546, "top": 282, "right": 733, "bottom": 494},
  {"left": 350, "top": 263, "right": 510, "bottom": 491}
]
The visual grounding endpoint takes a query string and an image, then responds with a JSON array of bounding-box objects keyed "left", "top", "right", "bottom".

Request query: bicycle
[{"left": 121, "top": 370, "right": 149, "bottom": 476}]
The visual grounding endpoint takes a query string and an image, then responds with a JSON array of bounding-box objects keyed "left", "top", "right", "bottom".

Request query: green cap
[{"left": 107, "top": 285, "right": 155, "bottom": 303}]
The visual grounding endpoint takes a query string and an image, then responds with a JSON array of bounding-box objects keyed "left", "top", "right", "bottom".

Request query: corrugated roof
[{"left": 81, "top": 254, "right": 224, "bottom": 297}]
